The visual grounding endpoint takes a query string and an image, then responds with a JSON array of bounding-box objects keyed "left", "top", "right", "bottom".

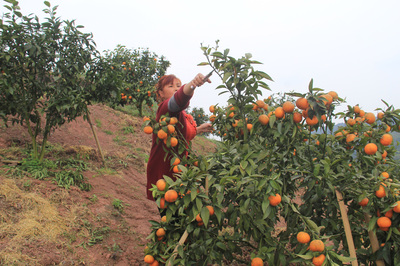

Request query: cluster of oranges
[
  {"left": 209, "top": 91, "right": 340, "bottom": 140},
  {"left": 143, "top": 115, "right": 179, "bottom": 148}
]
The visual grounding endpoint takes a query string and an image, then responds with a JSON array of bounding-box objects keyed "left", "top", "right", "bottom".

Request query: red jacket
[{"left": 146, "top": 86, "right": 197, "bottom": 200}]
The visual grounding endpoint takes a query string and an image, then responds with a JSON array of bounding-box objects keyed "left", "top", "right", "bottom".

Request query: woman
[{"left": 146, "top": 73, "right": 213, "bottom": 200}]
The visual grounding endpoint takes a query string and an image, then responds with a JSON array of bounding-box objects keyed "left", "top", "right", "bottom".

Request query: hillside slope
[{"left": 0, "top": 104, "right": 216, "bottom": 265}]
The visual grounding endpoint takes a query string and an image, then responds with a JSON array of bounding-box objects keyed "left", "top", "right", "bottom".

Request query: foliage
[
  {"left": 144, "top": 42, "right": 400, "bottom": 265},
  {"left": 101, "top": 45, "right": 170, "bottom": 116},
  {"left": 187, "top": 107, "right": 209, "bottom": 136},
  {"left": 0, "top": 0, "right": 99, "bottom": 162}
]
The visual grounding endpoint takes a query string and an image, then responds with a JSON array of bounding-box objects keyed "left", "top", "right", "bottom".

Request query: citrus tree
[
  {"left": 102, "top": 45, "right": 170, "bottom": 116},
  {"left": 143, "top": 43, "right": 400, "bottom": 265},
  {"left": 0, "top": 0, "right": 100, "bottom": 162}
]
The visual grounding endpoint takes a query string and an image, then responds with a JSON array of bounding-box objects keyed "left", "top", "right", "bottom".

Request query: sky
[{"left": 3, "top": 0, "right": 400, "bottom": 117}]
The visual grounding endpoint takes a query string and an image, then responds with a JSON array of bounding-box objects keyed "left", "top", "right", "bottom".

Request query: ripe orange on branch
[
  {"left": 380, "top": 134, "right": 393, "bottom": 146},
  {"left": 165, "top": 189, "right": 178, "bottom": 202},
  {"left": 309, "top": 239, "right": 325, "bottom": 252},
  {"left": 268, "top": 193, "right": 282, "bottom": 206},
  {"left": 144, "top": 255, "right": 155, "bottom": 264},
  {"left": 393, "top": 201, "right": 400, "bottom": 213},
  {"left": 258, "top": 114, "right": 269, "bottom": 125},
  {"left": 156, "top": 179, "right": 166, "bottom": 191},
  {"left": 296, "top": 231, "right": 311, "bottom": 243},
  {"left": 377, "top": 216, "right": 392, "bottom": 228},
  {"left": 312, "top": 254, "right": 326, "bottom": 266},
  {"left": 274, "top": 107, "right": 285, "bottom": 119},
  {"left": 251, "top": 257, "right": 263, "bottom": 266},
  {"left": 282, "top": 101, "right": 295, "bottom": 113},
  {"left": 296, "top": 97, "right": 309, "bottom": 110},
  {"left": 364, "top": 143, "right": 378, "bottom": 155},
  {"left": 144, "top": 126, "right": 153, "bottom": 134}
]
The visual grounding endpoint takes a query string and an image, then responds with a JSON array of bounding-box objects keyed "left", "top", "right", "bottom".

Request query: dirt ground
[{"left": 0, "top": 104, "right": 216, "bottom": 265}]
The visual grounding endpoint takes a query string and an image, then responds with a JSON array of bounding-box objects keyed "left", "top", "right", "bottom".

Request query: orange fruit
[
  {"left": 312, "top": 254, "right": 326, "bottom": 266},
  {"left": 393, "top": 201, "right": 400, "bottom": 213},
  {"left": 156, "top": 179, "right": 166, "bottom": 191},
  {"left": 320, "top": 94, "right": 333, "bottom": 106},
  {"left": 258, "top": 114, "right": 269, "bottom": 125},
  {"left": 228, "top": 112, "right": 235, "bottom": 118},
  {"left": 157, "top": 129, "right": 168, "bottom": 140},
  {"left": 306, "top": 116, "right": 319, "bottom": 126},
  {"left": 144, "top": 254, "right": 155, "bottom": 264},
  {"left": 385, "top": 209, "right": 393, "bottom": 219},
  {"left": 209, "top": 115, "right": 217, "bottom": 122},
  {"left": 282, "top": 101, "right": 295, "bottom": 113},
  {"left": 380, "top": 134, "right": 393, "bottom": 146},
  {"left": 364, "top": 112, "right": 376, "bottom": 124},
  {"left": 156, "top": 228, "right": 166, "bottom": 238},
  {"left": 296, "top": 231, "right": 311, "bottom": 244},
  {"left": 173, "top": 165, "right": 181, "bottom": 173},
  {"left": 293, "top": 112, "right": 302, "bottom": 123},
  {"left": 268, "top": 193, "right": 282, "bottom": 206},
  {"left": 377, "top": 216, "right": 392, "bottom": 228},
  {"left": 328, "top": 91, "right": 338, "bottom": 100},
  {"left": 165, "top": 190, "right": 178, "bottom": 203},
  {"left": 209, "top": 105, "right": 215, "bottom": 113},
  {"left": 161, "top": 216, "right": 167, "bottom": 223},
  {"left": 309, "top": 239, "right": 325, "bottom": 252},
  {"left": 385, "top": 124, "right": 391, "bottom": 132},
  {"left": 170, "top": 137, "right": 178, "bottom": 147},
  {"left": 358, "top": 197, "right": 369, "bottom": 206},
  {"left": 169, "top": 117, "right": 178, "bottom": 125},
  {"left": 364, "top": 143, "right": 378, "bottom": 155},
  {"left": 159, "top": 197, "right": 166, "bottom": 209},
  {"left": 195, "top": 213, "right": 203, "bottom": 223},
  {"left": 381, "top": 172, "right": 389, "bottom": 179},
  {"left": 275, "top": 107, "right": 285, "bottom": 119},
  {"left": 359, "top": 109, "right": 365, "bottom": 117},
  {"left": 206, "top": 206, "right": 215, "bottom": 216},
  {"left": 172, "top": 157, "right": 181, "bottom": 166},
  {"left": 150, "top": 260, "right": 159, "bottom": 266},
  {"left": 167, "top": 125, "right": 175, "bottom": 134},
  {"left": 296, "top": 97, "right": 309, "bottom": 110},
  {"left": 320, "top": 114, "right": 326, "bottom": 122},
  {"left": 256, "top": 99, "right": 265, "bottom": 108},
  {"left": 354, "top": 105, "right": 360, "bottom": 113},
  {"left": 375, "top": 186, "right": 386, "bottom": 198},
  {"left": 347, "top": 118, "right": 356, "bottom": 126},
  {"left": 144, "top": 126, "right": 153, "bottom": 134},
  {"left": 346, "top": 133, "right": 356, "bottom": 143},
  {"left": 377, "top": 112, "right": 384, "bottom": 119},
  {"left": 232, "top": 120, "right": 239, "bottom": 127},
  {"left": 251, "top": 257, "right": 263, "bottom": 266},
  {"left": 247, "top": 123, "right": 253, "bottom": 131},
  {"left": 382, "top": 150, "right": 388, "bottom": 159}
]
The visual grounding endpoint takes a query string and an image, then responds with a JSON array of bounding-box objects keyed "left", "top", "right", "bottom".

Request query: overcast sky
[{"left": 4, "top": 0, "right": 400, "bottom": 117}]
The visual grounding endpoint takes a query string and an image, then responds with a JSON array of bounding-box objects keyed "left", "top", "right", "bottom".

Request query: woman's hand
[
  {"left": 196, "top": 123, "right": 213, "bottom": 134},
  {"left": 184, "top": 73, "right": 212, "bottom": 95}
]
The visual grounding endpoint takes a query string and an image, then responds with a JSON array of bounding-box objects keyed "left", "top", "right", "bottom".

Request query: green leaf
[
  {"left": 329, "top": 251, "right": 356, "bottom": 263},
  {"left": 197, "top": 62, "right": 209, "bottom": 66},
  {"left": 44, "top": 1, "right": 51, "bottom": 7},
  {"left": 201, "top": 206, "right": 210, "bottom": 227},
  {"left": 296, "top": 253, "right": 313, "bottom": 260}
]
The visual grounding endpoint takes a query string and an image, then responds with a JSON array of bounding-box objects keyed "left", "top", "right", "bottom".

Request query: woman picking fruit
[{"left": 146, "top": 74, "right": 213, "bottom": 201}]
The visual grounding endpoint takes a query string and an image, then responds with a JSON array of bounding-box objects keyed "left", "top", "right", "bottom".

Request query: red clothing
[{"left": 146, "top": 86, "right": 196, "bottom": 200}]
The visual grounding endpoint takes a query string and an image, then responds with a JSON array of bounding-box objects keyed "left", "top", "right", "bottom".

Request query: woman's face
[{"left": 159, "top": 78, "right": 181, "bottom": 100}]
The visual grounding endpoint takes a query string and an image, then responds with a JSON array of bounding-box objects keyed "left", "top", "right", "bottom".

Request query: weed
[
  {"left": 112, "top": 198, "right": 124, "bottom": 213},
  {"left": 95, "top": 119, "right": 102, "bottom": 128},
  {"left": 89, "top": 194, "right": 98, "bottom": 203},
  {"left": 122, "top": 126, "right": 135, "bottom": 134},
  {"left": 53, "top": 170, "right": 92, "bottom": 191},
  {"left": 104, "top": 130, "right": 113, "bottom": 135}
]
